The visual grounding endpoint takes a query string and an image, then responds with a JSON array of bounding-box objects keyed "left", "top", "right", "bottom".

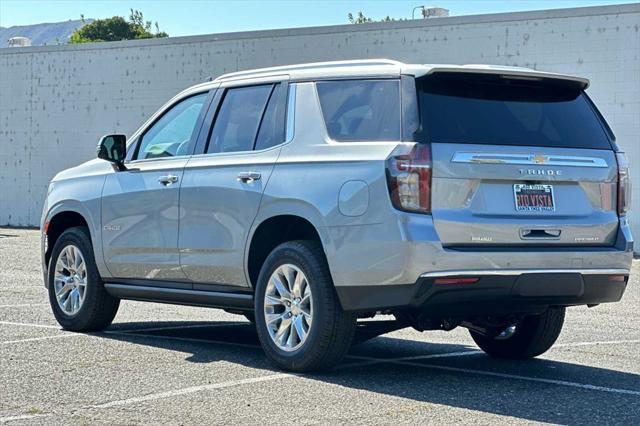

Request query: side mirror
[{"left": 97, "top": 134, "right": 127, "bottom": 170}]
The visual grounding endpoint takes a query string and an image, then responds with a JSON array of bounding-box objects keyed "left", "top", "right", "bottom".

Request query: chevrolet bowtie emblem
[{"left": 531, "top": 155, "right": 548, "bottom": 164}]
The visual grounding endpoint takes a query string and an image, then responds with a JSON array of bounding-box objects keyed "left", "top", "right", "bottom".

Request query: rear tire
[
  {"left": 255, "top": 240, "right": 356, "bottom": 372},
  {"left": 47, "top": 227, "right": 120, "bottom": 332},
  {"left": 470, "top": 307, "right": 565, "bottom": 359}
]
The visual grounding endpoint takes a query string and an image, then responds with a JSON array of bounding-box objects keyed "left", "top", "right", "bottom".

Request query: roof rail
[{"left": 215, "top": 59, "right": 404, "bottom": 81}]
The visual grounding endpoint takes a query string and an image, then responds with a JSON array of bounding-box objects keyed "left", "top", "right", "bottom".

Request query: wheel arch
[
  {"left": 245, "top": 213, "right": 331, "bottom": 290},
  {"left": 44, "top": 208, "right": 92, "bottom": 269}
]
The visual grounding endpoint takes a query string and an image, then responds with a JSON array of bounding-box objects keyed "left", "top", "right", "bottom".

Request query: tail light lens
[
  {"left": 616, "top": 152, "right": 631, "bottom": 216},
  {"left": 386, "top": 143, "right": 432, "bottom": 214}
]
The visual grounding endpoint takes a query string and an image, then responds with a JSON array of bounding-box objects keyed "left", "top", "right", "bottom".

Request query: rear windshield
[{"left": 417, "top": 74, "right": 612, "bottom": 149}]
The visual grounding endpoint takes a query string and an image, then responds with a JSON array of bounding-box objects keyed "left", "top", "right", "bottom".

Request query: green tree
[
  {"left": 69, "top": 9, "right": 168, "bottom": 44},
  {"left": 348, "top": 11, "right": 396, "bottom": 24}
]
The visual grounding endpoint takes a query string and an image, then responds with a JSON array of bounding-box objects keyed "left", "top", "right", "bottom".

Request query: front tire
[
  {"left": 48, "top": 227, "right": 120, "bottom": 331},
  {"left": 470, "top": 307, "right": 565, "bottom": 359},
  {"left": 255, "top": 240, "right": 356, "bottom": 372}
]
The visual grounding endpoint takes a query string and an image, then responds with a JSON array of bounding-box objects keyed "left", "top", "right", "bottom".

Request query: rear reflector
[
  {"left": 434, "top": 277, "right": 480, "bottom": 285},
  {"left": 608, "top": 275, "right": 627, "bottom": 283}
]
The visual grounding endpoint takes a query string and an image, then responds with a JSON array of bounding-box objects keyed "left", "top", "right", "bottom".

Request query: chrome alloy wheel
[
  {"left": 53, "top": 245, "right": 87, "bottom": 316},
  {"left": 264, "top": 264, "right": 313, "bottom": 352}
]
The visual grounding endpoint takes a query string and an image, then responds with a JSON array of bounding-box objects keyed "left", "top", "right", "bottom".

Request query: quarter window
[
  {"left": 135, "top": 93, "right": 208, "bottom": 160},
  {"left": 316, "top": 80, "right": 401, "bottom": 142}
]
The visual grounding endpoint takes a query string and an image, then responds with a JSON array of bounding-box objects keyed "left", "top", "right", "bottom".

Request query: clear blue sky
[{"left": 1, "top": 0, "right": 637, "bottom": 35}]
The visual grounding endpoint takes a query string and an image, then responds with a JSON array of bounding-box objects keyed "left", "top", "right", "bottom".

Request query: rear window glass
[
  {"left": 417, "top": 74, "right": 612, "bottom": 149},
  {"left": 316, "top": 80, "right": 400, "bottom": 142}
]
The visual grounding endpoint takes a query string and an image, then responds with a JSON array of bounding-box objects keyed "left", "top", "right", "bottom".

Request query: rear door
[
  {"left": 178, "top": 79, "right": 289, "bottom": 288},
  {"left": 418, "top": 73, "right": 618, "bottom": 247}
]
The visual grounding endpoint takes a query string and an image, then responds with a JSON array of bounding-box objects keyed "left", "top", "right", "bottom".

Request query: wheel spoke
[
  {"left": 74, "top": 251, "right": 83, "bottom": 269},
  {"left": 62, "top": 292, "right": 72, "bottom": 311},
  {"left": 300, "top": 294, "right": 311, "bottom": 306},
  {"left": 265, "top": 312, "right": 284, "bottom": 325},
  {"left": 283, "top": 266, "right": 295, "bottom": 293},
  {"left": 54, "top": 273, "right": 68, "bottom": 285},
  {"left": 286, "top": 321, "right": 297, "bottom": 347},
  {"left": 271, "top": 275, "right": 291, "bottom": 300},
  {"left": 292, "top": 272, "right": 304, "bottom": 298},
  {"left": 264, "top": 295, "right": 282, "bottom": 307},
  {"left": 67, "top": 246, "right": 76, "bottom": 269},
  {"left": 293, "top": 316, "right": 307, "bottom": 342},
  {"left": 56, "top": 283, "right": 73, "bottom": 298},
  {"left": 275, "top": 317, "right": 291, "bottom": 345}
]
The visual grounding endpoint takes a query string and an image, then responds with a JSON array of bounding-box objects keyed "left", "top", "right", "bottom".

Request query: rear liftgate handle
[{"left": 520, "top": 229, "right": 561, "bottom": 240}]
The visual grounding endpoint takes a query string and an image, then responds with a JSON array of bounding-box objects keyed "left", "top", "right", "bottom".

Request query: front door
[{"left": 101, "top": 92, "right": 210, "bottom": 281}]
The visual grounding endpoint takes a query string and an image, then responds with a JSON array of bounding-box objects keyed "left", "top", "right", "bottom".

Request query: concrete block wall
[{"left": 0, "top": 3, "right": 638, "bottom": 235}]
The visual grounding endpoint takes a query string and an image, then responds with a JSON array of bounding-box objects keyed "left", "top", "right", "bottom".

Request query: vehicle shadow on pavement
[{"left": 100, "top": 320, "right": 640, "bottom": 424}]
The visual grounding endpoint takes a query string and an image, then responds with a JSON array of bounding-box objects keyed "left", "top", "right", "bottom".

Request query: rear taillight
[
  {"left": 616, "top": 152, "right": 631, "bottom": 216},
  {"left": 386, "top": 143, "right": 432, "bottom": 214}
]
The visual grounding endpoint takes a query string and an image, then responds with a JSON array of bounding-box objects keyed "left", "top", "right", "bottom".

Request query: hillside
[{"left": 0, "top": 19, "right": 92, "bottom": 47}]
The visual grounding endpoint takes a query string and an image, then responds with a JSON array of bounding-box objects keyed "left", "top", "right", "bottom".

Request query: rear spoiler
[{"left": 414, "top": 65, "right": 589, "bottom": 90}]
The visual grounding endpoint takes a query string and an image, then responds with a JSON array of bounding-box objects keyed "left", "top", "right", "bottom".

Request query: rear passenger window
[
  {"left": 255, "top": 84, "right": 287, "bottom": 151},
  {"left": 316, "top": 80, "right": 400, "bottom": 142},
  {"left": 207, "top": 85, "right": 272, "bottom": 154}
]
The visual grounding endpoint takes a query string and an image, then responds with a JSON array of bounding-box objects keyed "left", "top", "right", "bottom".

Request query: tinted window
[
  {"left": 255, "top": 84, "right": 287, "bottom": 151},
  {"left": 316, "top": 80, "right": 400, "bottom": 142},
  {"left": 417, "top": 74, "right": 612, "bottom": 149},
  {"left": 136, "top": 93, "right": 207, "bottom": 160},
  {"left": 207, "top": 85, "right": 272, "bottom": 154}
]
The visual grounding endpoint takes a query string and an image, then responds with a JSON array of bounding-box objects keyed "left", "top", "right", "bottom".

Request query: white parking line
[
  {"left": 383, "top": 359, "right": 640, "bottom": 397},
  {"left": 555, "top": 339, "right": 640, "bottom": 348},
  {"left": 0, "top": 321, "right": 60, "bottom": 329},
  {"left": 1, "top": 334, "right": 83, "bottom": 345},
  {"left": 0, "top": 413, "right": 49, "bottom": 424},
  {"left": 92, "top": 373, "right": 294, "bottom": 408},
  {"left": 0, "top": 303, "right": 48, "bottom": 308}
]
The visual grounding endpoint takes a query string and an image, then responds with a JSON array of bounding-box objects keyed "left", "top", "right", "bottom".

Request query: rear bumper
[
  {"left": 327, "top": 212, "right": 633, "bottom": 313},
  {"left": 336, "top": 270, "right": 629, "bottom": 313}
]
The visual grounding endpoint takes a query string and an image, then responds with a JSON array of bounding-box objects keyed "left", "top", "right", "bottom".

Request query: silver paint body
[{"left": 41, "top": 60, "right": 633, "bottom": 293}]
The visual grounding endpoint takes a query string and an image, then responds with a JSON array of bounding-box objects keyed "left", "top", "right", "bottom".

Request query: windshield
[{"left": 416, "top": 73, "right": 613, "bottom": 149}]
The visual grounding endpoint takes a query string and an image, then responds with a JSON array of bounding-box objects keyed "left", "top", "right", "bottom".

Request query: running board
[{"left": 104, "top": 283, "right": 253, "bottom": 310}]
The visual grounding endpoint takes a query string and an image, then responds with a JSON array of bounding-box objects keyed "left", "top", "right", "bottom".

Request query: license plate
[{"left": 514, "top": 184, "right": 555, "bottom": 212}]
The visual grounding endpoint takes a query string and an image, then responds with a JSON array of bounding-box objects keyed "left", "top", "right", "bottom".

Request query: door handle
[
  {"left": 158, "top": 174, "right": 179, "bottom": 186},
  {"left": 237, "top": 171, "right": 261, "bottom": 183}
]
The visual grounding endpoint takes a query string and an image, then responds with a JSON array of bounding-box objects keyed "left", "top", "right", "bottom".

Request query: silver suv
[{"left": 42, "top": 60, "right": 633, "bottom": 372}]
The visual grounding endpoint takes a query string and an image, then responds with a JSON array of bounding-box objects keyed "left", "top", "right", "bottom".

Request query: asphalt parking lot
[{"left": 1, "top": 228, "right": 639, "bottom": 424}]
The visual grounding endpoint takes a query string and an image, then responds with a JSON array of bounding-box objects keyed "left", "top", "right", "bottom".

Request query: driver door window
[{"left": 135, "top": 93, "right": 208, "bottom": 160}]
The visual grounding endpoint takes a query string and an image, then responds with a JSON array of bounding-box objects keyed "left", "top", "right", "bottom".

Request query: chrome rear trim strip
[
  {"left": 451, "top": 152, "right": 608, "bottom": 168},
  {"left": 420, "top": 268, "right": 629, "bottom": 278}
]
